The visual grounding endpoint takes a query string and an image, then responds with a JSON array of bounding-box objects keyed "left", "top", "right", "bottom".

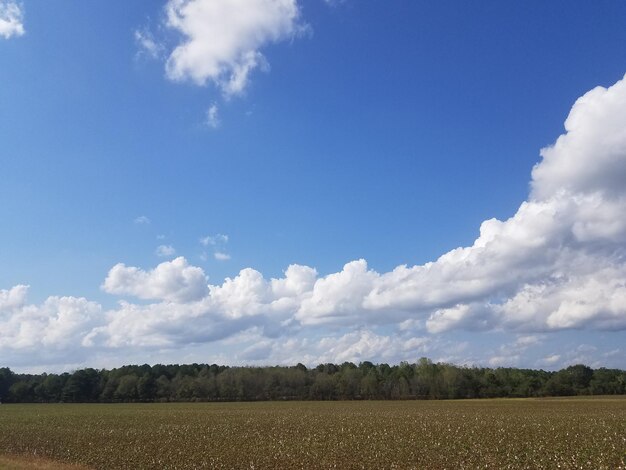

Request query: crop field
[{"left": 0, "top": 398, "right": 625, "bottom": 469}]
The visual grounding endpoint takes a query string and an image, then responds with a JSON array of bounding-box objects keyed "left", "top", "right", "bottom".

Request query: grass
[{"left": 0, "top": 397, "right": 625, "bottom": 469}]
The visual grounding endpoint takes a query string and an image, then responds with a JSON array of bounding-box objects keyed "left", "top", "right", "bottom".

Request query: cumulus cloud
[
  {"left": 86, "top": 263, "right": 317, "bottom": 350},
  {"left": 0, "top": 1, "right": 24, "bottom": 39},
  {"left": 296, "top": 260, "right": 378, "bottom": 325},
  {"left": 156, "top": 244, "right": 176, "bottom": 257},
  {"left": 270, "top": 264, "right": 317, "bottom": 299},
  {"left": 101, "top": 257, "right": 209, "bottom": 303},
  {"left": 164, "top": 0, "right": 305, "bottom": 96},
  {"left": 0, "top": 285, "right": 100, "bottom": 351},
  {"left": 0, "top": 284, "right": 28, "bottom": 310},
  {"left": 84, "top": 299, "right": 257, "bottom": 348},
  {"left": 357, "top": 75, "right": 626, "bottom": 332},
  {"left": 188, "top": 74, "right": 626, "bottom": 336},
  {"left": 5, "top": 75, "right": 626, "bottom": 369},
  {"left": 495, "top": 265, "right": 626, "bottom": 331},
  {"left": 82, "top": 262, "right": 318, "bottom": 350},
  {"left": 531, "top": 80, "right": 626, "bottom": 200},
  {"left": 225, "top": 329, "right": 431, "bottom": 366},
  {"left": 426, "top": 303, "right": 494, "bottom": 334},
  {"left": 208, "top": 267, "right": 270, "bottom": 318},
  {"left": 316, "top": 330, "right": 430, "bottom": 365}
]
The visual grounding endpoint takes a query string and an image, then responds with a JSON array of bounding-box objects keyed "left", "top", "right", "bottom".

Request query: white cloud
[
  {"left": 200, "top": 233, "right": 228, "bottom": 246},
  {"left": 0, "top": 286, "right": 100, "bottom": 352},
  {"left": 296, "top": 260, "right": 378, "bottom": 325},
  {"left": 485, "top": 335, "right": 546, "bottom": 368},
  {"left": 206, "top": 103, "right": 220, "bottom": 128},
  {"left": 223, "top": 329, "right": 432, "bottom": 366},
  {"left": 358, "top": 75, "right": 626, "bottom": 332},
  {"left": 163, "top": 0, "right": 305, "bottom": 96},
  {"left": 155, "top": 244, "right": 176, "bottom": 257},
  {"left": 531, "top": 80, "right": 626, "bottom": 200},
  {"left": 5, "top": 75, "right": 626, "bottom": 370},
  {"left": 87, "top": 262, "right": 317, "bottom": 350},
  {"left": 208, "top": 268, "right": 271, "bottom": 319},
  {"left": 84, "top": 298, "right": 251, "bottom": 348},
  {"left": 316, "top": 330, "right": 430, "bottom": 364},
  {"left": 0, "top": 1, "right": 24, "bottom": 39},
  {"left": 214, "top": 251, "right": 230, "bottom": 261},
  {"left": 495, "top": 265, "right": 626, "bottom": 331},
  {"left": 270, "top": 264, "right": 317, "bottom": 298},
  {"left": 426, "top": 303, "right": 493, "bottom": 334},
  {"left": 488, "top": 354, "right": 520, "bottom": 367},
  {"left": 135, "top": 29, "right": 163, "bottom": 59},
  {"left": 200, "top": 233, "right": 230, "bottom": 260},
  {"left": 103, "top": 68, "right": 626, "bottom": 342},
  {"left": 101, "top": 256, "right": 209, "bottom": 303},
  {"left": 541, "top": 354, "right": 561, "bottom": 366},
  {"left": 533, "top": 344, "right": 626, "bottom": 370},
  {"left": 134, "top": 215, "right": 151, "bottom": 225},
  {"left": 239, "top": 340, "right": 273, "bottom": 361},
  {"left": 258, "top": 74, "right": 626, "bottom": 335},
  {"left": 0, "top": 284, "right": 28, "bottom": 311},
  {"left": 515, "top": 335, "right": 542, "bottom": 347}
]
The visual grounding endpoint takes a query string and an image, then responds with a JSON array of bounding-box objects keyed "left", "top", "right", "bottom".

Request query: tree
[
  {"left": 338, "top": 367, "right": 362, "bottom": 399},
  {"left": 62, "top": 368, "right": 100, "bottom": 402},
  {"left": 0, "top": 367, "right": 14, "bottom": 401},
  {"left": 9, "top": 381, "right": 32, "bottom": 402},
  {"left": 40, "top": 374, "right": 64, "bottom": 402},
  {"left": 310, "top": 372, "right": 337, "bottom": 400},
  {"left": 564, "top": 365, "right": 593, "bottom": 394},
  {"left": 137, "top": 373, "right": 156, "bottom": 401},
  {"left": 115, "top": 375, "right": 138, "bottom": 401},
  {"left": 155, "top": 375, "right": 172, "bottom": 401},
  {"left": 1, "top": 360, "right": 624, "bottom": 403},
  {"left": 360, "top": 370, "right": 379, "bottom": 399}
]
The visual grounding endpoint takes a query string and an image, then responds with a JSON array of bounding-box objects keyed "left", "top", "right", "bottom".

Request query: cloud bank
[
  {"left": 0, "top": 0, "right": 24, "bottom": 39},
  {"left": 3, "top": 75, "right": 626, "bottom": 370}
]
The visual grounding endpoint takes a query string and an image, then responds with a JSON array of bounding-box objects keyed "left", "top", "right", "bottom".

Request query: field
[{"left": 0, "top": 398, "right": 625, "bottom": 469}]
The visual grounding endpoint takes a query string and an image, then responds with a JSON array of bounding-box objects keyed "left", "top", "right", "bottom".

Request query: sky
[{"left": 1, "top": 0, "right": 626, "bottom": 373}]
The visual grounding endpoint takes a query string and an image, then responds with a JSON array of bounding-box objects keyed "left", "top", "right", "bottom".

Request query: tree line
[{"left": 1, "top": 359, "right": 624, "bottom": 403}]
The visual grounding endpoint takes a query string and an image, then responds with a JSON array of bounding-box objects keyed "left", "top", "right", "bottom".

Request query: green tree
[
  {"left": 40, "top": 374, "right": 64, "bottom": 401},
  {"left": 310, "top": 372, "right": 337, "bottom": 400},
  {"left": 115, "top": 374, "right": 139, "bottom": 401},
  {"left": 155, "top": 375, "right": 172, "bottom": 401},
  {"left": 0, "top": 367, "right": 15, "bottom": 401},
  {"left": 8, "top": 381, "right": 32, "bottom": 402},
  {"left": 360, "top": 370, "right": 379, "bottom": 399},
  {"left": 137, "top": 373, "right": 156, "bottom": 401}
]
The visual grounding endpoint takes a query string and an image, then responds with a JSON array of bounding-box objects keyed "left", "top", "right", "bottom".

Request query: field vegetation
[{"left": 0, "top": 398, "right": 625, "bottom": 469}]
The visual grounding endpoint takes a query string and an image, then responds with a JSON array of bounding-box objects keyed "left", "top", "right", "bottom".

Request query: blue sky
[{"left": 1, "top": 0, "right": 626, "bottom": 372}]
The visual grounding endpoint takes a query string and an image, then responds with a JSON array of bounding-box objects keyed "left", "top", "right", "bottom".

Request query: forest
[{"left": 1, "top": 359, "right": 625, "bottom": 403}]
